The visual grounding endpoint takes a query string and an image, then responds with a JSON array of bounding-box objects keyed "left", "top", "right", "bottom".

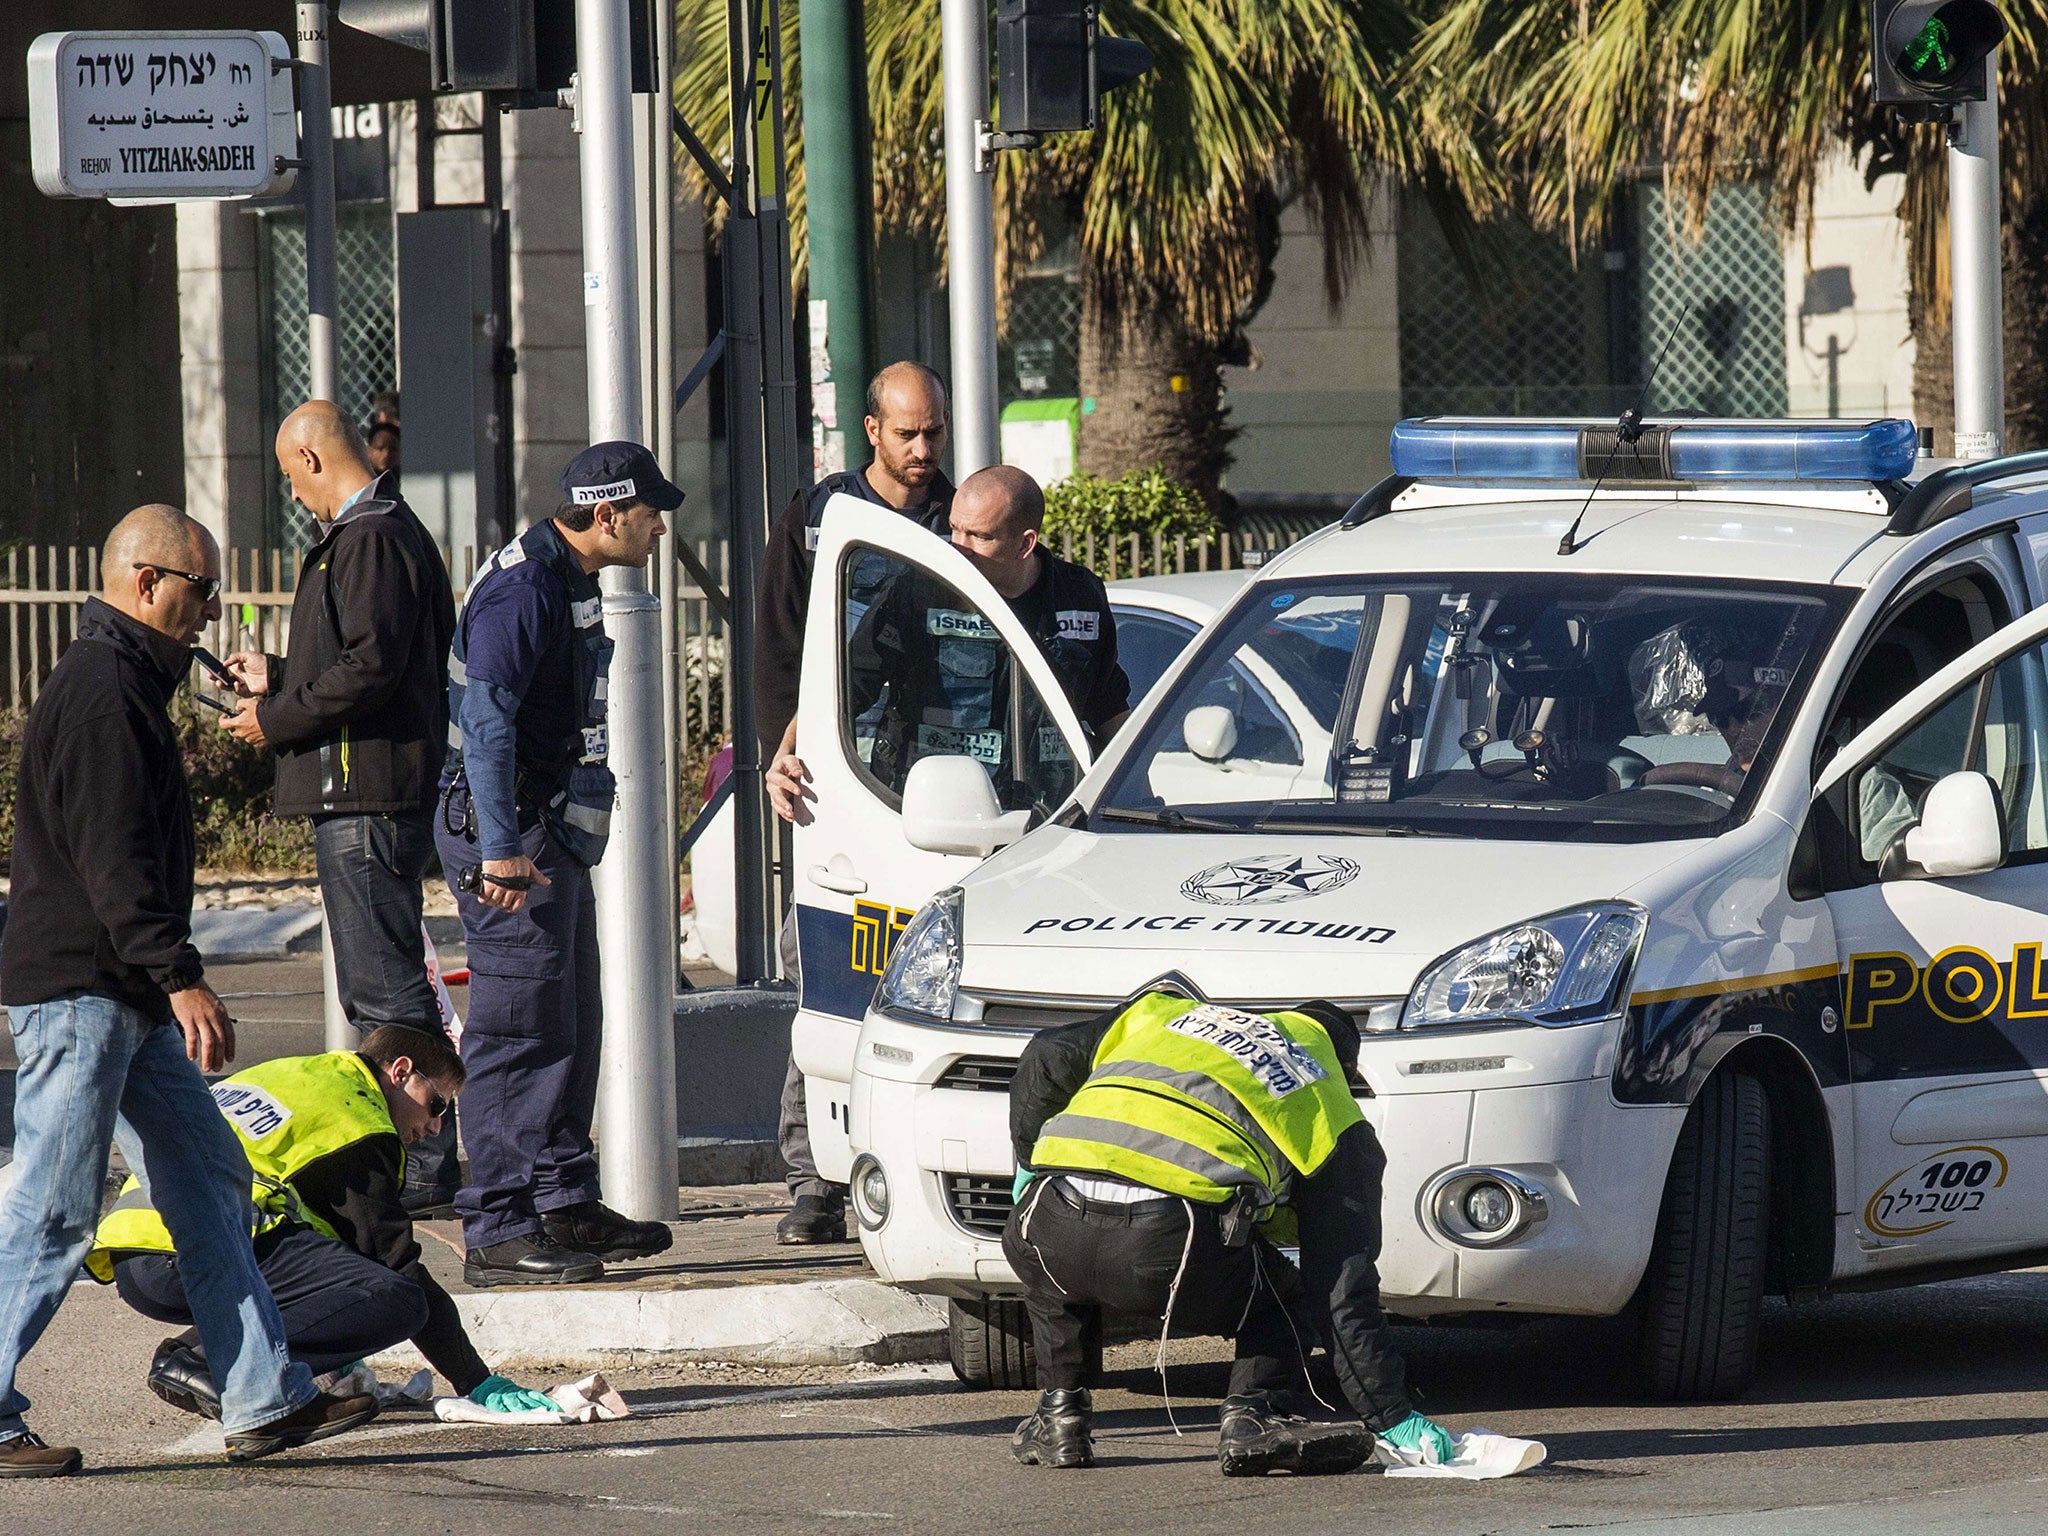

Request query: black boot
[
  {"left": 540, "top": 1199, "right": 675, "bottom": 1261},
  {"left": 775, "top": 1192, "right": 849, "bottom": 1245},
  {"left": 1012, "top": 1388, "right": 1094, "bottom": 1469},
  {"left": 147, "top": 1337, "right": 221, "bottom": 1421},
  {"left": 463, "top": 1232, "right": 605, "bottom": 1287},
  {"left": 1217, "top": 1392, "right": 1371, "bottom": 1477}
]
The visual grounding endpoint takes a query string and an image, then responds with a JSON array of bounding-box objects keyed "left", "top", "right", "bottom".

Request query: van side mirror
[
  {"left": 1183, "top": 705, "right": 1237, "bottom": 763},
  {"left": 901, "top": 755, "right": 1031, "bottom": 857},
  {"left": 1884, "top": 771, "right": 2006, "bottom": 880}
]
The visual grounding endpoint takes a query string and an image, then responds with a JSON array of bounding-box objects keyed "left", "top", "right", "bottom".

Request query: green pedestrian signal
[{"left": 1870, "top": 2, "right": 2007, "bottom": 119}]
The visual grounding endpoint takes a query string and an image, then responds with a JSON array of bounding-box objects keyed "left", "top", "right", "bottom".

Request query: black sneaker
[
  {"left": 224, "top": 1391, "right": 379, "bottom": 1463},
  {"left": 148, "top": 1337, "right": 222, "bottom": 1421},
  {"left": 402, "top": 1192, "right": 460, "bottom": 1220},
  {"left": 1217, "top": 1392, "right": 1371, "bottom": 1477},
  {"left": 540, "top": 1199, "right": 674, "bottom": 1261},
  {"left": 775, "top": 1192, "right": 849, "bottom": 1245},
  {"left": 1012, "top": 1388, "right": 1094, "bottom": 1468},
  {"left": 463, "top": 1232, "right": 605, "bottom": 1287}
]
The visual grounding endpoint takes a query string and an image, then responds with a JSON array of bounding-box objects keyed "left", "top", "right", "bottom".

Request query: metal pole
[
  {"left": 298, "top": 0, "right": 350, "bottom": 1052},
  {"left": 1949, "top": 75, "right": 2005, "bottom": 462},
  {"left": 724, "top": 0, "right": 774, "bottom": 982},
  {"left": 296, "top": 1, "right": 340, "bottom": 403},
  {"left": 579, "top": 0, "right": 680, "bottom": 1218},
  {"left": 799, "top": 0, "right": 875, "bottom": 475},
  {"left": 941, "top": 0, "right": 998, "bottom": 474},
  {"left": 651, "top": 0, "right": 682, "bottom": 982}
]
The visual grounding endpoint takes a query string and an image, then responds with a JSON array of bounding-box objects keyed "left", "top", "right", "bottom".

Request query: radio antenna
[{"left": 1558, "top": 301, "right": 1691, "bottom": 557}]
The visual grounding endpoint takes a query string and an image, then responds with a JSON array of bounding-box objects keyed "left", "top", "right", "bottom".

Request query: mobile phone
[
  {"left": 192, "top": 692, "right": 232, "bottom": 714},
  {"left": 191, "top": 645, "right": 237, "bottom": 689}
]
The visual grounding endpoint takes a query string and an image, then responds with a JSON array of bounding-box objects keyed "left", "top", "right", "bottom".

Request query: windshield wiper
[
  {"left": 1096, "top": 805, "right": 1252, "bottom": 832},
  {"left": 1249, "top": 812, "right": 1455, "bottom": 837}
]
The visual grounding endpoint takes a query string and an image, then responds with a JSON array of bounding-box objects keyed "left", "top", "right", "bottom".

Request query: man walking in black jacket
[
  {"left": 221, "top": 400, "right": 460, "bottom": 1212},
  {"left": 0, "top": 505, "right": 377, "bottom": 1473}
]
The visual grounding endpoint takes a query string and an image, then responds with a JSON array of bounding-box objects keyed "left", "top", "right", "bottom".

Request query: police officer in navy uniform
[
  {"left": 436, "top": 443, "right": 681, "bottom": 1286},
  {"left": 757, "top": 361, "right": 954, "bottom": 1245},
  {"left": 846, "top": 465, "right": 1131, "bottom": 795}
]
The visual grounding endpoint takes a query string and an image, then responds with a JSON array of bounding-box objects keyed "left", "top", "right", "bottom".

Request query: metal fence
[{"left": 0, "top": 526, "right": 1302, "bottom": 761}]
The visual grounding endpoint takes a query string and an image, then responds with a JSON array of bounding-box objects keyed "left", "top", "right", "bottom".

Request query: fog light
[
  {"left": 1426, "top": 1167, "right": 1549, "bottom": 1248},
  {"left": 850, "top": 1154, "right": 890, "bottom": 1231},
  {"left": 1463, "top": 1181, "right": 1514, "bottom": 1233}
]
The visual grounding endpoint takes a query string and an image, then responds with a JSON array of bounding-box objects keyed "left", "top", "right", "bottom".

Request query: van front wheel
[
  {"left": 948, "top": 1296, "right": 1036, "bottom": 1390},
  {"left": 1638, "top": 1070, "right": 1770, "bottom": 1401}
]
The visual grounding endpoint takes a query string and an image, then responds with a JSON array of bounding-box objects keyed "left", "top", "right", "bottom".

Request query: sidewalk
[{"left": 381, "top": 1184, "right": 950, "bottom": 1372}]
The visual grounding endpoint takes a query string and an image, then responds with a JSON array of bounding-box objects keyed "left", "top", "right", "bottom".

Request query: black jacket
[
  {"left": 258, "top": 473, "right": 457, "bottom": 817},
  {"left": 1010, "top": 1000, "right": 1415, "bottom": 1430},
  {"left": 753, "top": 467, "right": 954, "bottom": 752},
  {"left": 0, "top": 599, "right": 203, "bottom": 1024},
  {"left": 290, "top": 1125, "right": 491, "bottom": 1395}
]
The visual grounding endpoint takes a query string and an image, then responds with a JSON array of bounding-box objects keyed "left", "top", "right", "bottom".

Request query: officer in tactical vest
[
  {"left": 1003, "top": 992, "right": 1454, "bottom": 1475},
  {"left": 90, "top": 1027, "right": 557, "bottom": 1420},
  {"left": 845, "top": 465, "right": 1129, "bottom": 801},
  {"left": 758, "top": 361, "right": 954, "bottom": 1246},
  {"left": 436, "top": 443, "right": 681, "bottom": 1286}
]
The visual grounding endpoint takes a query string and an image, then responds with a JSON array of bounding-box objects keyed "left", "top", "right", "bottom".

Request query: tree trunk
[
  {"left": 1077, "top": 268, "right": 1234, "bottom": 504},
  {"left": 2005, "top": 191, "right": 2048, "bottom": 454}
]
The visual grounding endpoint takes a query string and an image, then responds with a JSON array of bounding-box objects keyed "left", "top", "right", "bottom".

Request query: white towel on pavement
[
  {"left": 1374, "top": 1428, "right": 1547, "bottom": 1479},
  {"left": 432, "top": 1371, "right": 633, "bottom": 1426}
]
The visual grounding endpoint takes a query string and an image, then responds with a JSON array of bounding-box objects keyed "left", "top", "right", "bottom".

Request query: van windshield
[{"left": 1091, "top": 574, "right": 1847, "bottom": 843}]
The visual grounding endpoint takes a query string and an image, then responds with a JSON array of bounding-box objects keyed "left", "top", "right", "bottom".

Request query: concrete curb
[{"left": 370, "top": 1279, "right": 950, "bottom": 1372}]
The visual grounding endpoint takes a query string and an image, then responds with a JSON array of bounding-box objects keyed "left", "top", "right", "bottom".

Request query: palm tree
[
  {"left": 1404, "top": 0, "right": 2048, "bottom": 450},
  {"left": 676, "top": 0, "right": 1416, "bottom": 500}
]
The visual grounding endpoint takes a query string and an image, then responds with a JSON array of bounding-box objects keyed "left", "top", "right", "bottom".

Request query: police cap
[{"left": 560, "top": 441, "right": 685, "bottom": 512}]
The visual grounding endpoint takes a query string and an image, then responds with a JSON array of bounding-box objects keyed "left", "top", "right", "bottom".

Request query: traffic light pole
[
  {"left": 941, "top": 0, "right": 999, "bottom": 476},
  {"left": 579, "top": 0, "right": 681, "bottom": 1220},
  {"left": 1949, "top": 80, "right": 2005, "bottom": 461},
  {"left": 799, "top": 0, "right": 874, "bottom": 471}
]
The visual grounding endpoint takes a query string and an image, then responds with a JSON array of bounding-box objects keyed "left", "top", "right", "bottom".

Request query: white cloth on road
[
  {"left": 1375, "top": 1427, "right": 1546, "bottom": 1479},
  {"left": 433, "top": 1371, "right": 633, "bottom": 1426}
]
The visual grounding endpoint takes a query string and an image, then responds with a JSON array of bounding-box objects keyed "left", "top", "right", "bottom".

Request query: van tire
[
  {"left": 948, "top": 1296, "right": 1036, "bottom": 1390},
  {"left": 1638, "top": 1070, "right": 1770, "bottom": 1401}
]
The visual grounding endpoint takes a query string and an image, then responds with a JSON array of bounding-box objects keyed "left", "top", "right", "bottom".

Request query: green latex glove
[
  {"left": 468, "top": 1374, "right": 561, "bottom": 1415},
  {"left": 1381, "top": 1411, "right": 1456, "bottom": 1464},
  {"left": 1011, "top": 1168, "right": 1037, "bottom": 1202}
]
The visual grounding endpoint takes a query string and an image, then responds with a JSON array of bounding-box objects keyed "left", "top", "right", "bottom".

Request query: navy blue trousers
[{"left": 435, "top": 811, "right": 604, "bottom": 1249}]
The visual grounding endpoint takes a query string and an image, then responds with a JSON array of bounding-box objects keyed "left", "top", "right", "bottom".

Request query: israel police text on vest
[
  {"left": 445, "top": 521, "right": 616, "bottom": 866},
  {"left": 88, "top": 1052, "right": 398, "bottom": 1280},
  {"left": 1030, "top": 996, "right": 1364, "bottom": 1226}
]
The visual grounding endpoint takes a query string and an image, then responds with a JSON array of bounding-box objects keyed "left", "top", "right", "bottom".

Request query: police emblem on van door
[{"left": 1180, "top": 854, "right": 1360, "bottom": 907}]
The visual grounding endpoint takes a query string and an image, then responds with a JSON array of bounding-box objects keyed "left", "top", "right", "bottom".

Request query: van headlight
[
  {"left": 876, "top": 887, "right": 963, "bottom": 1024},
  {"left": 1403, "top": 902, "right": 1645, "bottom": 1030}
]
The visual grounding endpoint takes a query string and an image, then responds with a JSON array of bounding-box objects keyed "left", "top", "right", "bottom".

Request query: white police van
[{"left": 789, "top": 419, "right": 2048, "bottom": 1401}]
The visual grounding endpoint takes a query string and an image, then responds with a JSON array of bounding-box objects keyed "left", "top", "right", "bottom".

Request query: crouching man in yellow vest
[
  {"left": 1002, "top": 992, "right": 1454, "bottom": 1475},
  {"left": 88, "top": 1026, "right": 557, "bottom": 1420}
]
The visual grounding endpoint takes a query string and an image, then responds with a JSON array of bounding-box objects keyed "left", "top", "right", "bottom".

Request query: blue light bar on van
[{"left": 1388, "top": 417, "right": 1920, "bottom": 483}]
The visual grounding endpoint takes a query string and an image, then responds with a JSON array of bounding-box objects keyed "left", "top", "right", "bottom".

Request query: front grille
[
  {"left": 943, "top": 1174, "right": 1015, "bottom": 1239},
  {"left": 935, "top": 1055, "right": 1017, "bottom": 1092}
]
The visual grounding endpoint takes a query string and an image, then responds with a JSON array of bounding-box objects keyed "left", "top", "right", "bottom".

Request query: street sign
[{"left": 27, "top": 30, "right": 299, "bottom": 203}]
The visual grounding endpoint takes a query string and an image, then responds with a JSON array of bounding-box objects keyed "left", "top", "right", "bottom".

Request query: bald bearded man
[
  {"left": 0, "top": 507, "right": 377, "bottom": 1471},
  {"left": 222, "top": 401, "right": 459, "bottom": 1213}
]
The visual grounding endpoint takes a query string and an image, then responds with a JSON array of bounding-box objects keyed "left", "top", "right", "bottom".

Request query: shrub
[{"left": 1042, "top": 465, "right": 1222, "bottom": 580}]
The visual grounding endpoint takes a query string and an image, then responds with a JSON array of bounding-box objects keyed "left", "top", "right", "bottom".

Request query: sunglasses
[
  {"left": 133, "top": 563, "right": 222, "bottom": 602},
  {"left": 406, "top": 1070, "right": 453, "bottom": 1118}
]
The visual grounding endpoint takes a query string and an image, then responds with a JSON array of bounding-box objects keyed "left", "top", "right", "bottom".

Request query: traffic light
[
  {"left": 336, "top": 0, "right": 654, "bottom": 95},
  {"left": 996, "top": 0, "right": 1154, "bottom": 136},
  {"left": 1870, "top": 1, "right": 2008, "bottom": 120}
]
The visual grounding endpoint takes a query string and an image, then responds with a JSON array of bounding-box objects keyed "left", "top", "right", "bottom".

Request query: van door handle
[{"left": 808, "top": 858, "right": 867, "bottom": 895}]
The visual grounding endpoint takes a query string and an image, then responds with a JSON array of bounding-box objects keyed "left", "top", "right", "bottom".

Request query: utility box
[
  {"left": 397, "top": 208, "right": 503, "bottom": 552},
  {"left": 1000, "top": 396, "right": 1080, "bottom": 487}
]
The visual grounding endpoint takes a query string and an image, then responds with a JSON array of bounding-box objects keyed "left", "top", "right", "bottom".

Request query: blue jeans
[
  {"left": 0, "top": 994, "right": 317, "bottom": 1436},
  {"left": 313, "top": 809, "right": 460, "bottom": 1200}
]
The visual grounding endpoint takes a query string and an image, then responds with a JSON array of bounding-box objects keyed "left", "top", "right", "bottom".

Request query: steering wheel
[{"left": 1639, "top": 760, "right": 1747, "bottom": 799}]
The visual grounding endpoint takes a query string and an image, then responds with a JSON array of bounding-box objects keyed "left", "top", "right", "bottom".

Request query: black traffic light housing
[
  {"left": 997, "top": 0, "right": 1153, "bottom": 136},
  {"left": 337, "top": 0, "right": 655, "bottom": 95},
  {"left": 1870, "top": 1, "right": 2008, "bottom": 121}
]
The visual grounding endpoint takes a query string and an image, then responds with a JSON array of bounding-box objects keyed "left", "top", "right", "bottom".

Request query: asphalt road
[{"left": 12, "top": 1264, "right": 2048, "bottom": 1535}]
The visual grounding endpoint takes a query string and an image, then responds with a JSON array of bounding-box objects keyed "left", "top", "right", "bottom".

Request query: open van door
[{"left": 786, "top": 495, "right": 1093, "bottom": 1180}]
